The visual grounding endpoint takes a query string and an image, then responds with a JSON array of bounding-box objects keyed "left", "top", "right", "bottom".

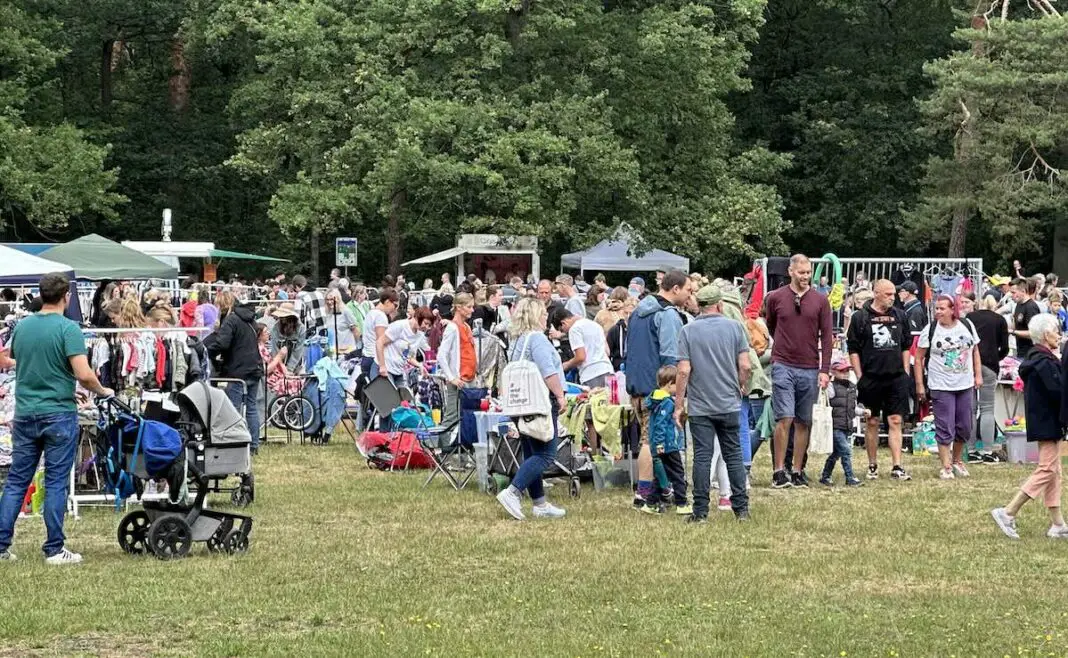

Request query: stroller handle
[{"left": 96, "top": 395, "right": 133, "bottom": 415}]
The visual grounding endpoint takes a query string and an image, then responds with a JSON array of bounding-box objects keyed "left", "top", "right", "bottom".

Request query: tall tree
[
  {"left": 734, "top": 0, "right": 958, "bottom": 258},
  {"left": 907, "top": 7, "right": 1068, "bottom": 266},
  {"left": 0, "top": 3, "right": 123, "bottom": 234}
]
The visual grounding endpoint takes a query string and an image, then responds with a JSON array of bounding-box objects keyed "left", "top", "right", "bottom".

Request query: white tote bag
[
  {"left": 808, "top": 388, "right": 834, "bottom": 455},
  {"left": 499, "top": 334, "right": 551, "bottom": 418}
]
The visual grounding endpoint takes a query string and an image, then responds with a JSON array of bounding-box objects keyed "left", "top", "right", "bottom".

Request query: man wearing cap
[
  {"left": 897, "top": 281, "right": 927, "bottom": 336},
  {"left": 674, "top": 284, "right": 752, "bottom": 523},
  {"left": 629, "top": 277, "right": 646, "bottom": 298}
]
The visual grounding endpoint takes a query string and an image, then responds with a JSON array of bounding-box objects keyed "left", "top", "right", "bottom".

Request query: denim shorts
[{"left": 770, "top": 363, "right": 819, "bottom": 425}]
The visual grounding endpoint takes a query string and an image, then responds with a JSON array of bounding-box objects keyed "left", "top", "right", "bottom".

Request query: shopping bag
[{"left": 808, "top": 389, "right": 834, "bottom": 455}]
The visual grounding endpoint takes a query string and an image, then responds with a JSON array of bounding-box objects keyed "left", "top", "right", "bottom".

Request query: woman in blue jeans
[{"left": 495, "top": 298, "right": 568, "bottom": 521}]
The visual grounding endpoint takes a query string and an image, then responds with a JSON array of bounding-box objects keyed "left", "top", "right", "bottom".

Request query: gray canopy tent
[{"left": 560, "top": 239, "right": 689, "bottom": 275}]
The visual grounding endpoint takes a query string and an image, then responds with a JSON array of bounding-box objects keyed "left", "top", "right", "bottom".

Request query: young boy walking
[
  {"left": 819, "top": 358, "right": 863, "bottom": 487},
  {"left": 643, "top": 366, "right": 691, "bottom": 515}
]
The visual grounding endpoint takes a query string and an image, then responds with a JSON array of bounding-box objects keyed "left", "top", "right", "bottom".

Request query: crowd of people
[{"left": 3, "top": 253, "right": 1068, "bottom": 564}]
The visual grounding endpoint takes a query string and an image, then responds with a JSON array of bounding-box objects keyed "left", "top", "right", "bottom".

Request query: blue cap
[{"left": 630, "top": 276, "right": 645, "bottom": 287}]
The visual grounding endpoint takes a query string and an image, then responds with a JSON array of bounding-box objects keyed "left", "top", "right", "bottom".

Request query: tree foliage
[
  {"left": 907, "top": 12, "right": 1068, "bottom": 265},
  {"left": 212, "top": 0, "right": 786, "bottom": 274},
  {"left": 735, "top": 0, "right": 959, "bottom": 258},
  {"left": 0, "top": 3, "right": 123, "bottom": 233}
]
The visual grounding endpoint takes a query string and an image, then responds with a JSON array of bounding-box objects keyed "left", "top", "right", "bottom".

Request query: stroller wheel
[
  {"left": 223, "top": 529, "right": 249, "bottom": 555},
  {"left": 569, "top": 478, "right": 581, "bottom": 498},
  {"left": 490, "top": 474, "right": 510, "bottom": 495},
  {"left": 485, "top": 475, "right": 499, "bottom": 495},
  {"left": 117, "top": 511, "right": 150, "bottom": 554},
  {"left": 231, "top": 488, "right": 251, "bottom": 508},
  {"left": 147, "top": 516, "right": 192, "bottom": 560}
]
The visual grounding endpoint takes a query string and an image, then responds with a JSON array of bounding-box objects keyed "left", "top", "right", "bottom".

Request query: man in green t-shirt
[{"left": 0, "top": 272, "right": 113, "bottom": 565}]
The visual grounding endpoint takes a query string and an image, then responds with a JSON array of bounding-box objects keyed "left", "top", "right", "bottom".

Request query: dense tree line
[{"left": 1, "top": 0, "right": 1066, "bottom": 280}]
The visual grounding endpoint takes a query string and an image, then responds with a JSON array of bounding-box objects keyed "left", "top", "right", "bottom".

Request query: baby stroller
[
  {"left": 97, "top": 387, "right": 254, "bottom": 560},
  {"left": 180, "top": 381, "right": 256, "bottom": 506}
]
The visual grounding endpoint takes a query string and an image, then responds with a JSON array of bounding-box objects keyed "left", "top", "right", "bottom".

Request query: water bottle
[{"left": 608, "top": 374, "right": 619, "bottom": 405}]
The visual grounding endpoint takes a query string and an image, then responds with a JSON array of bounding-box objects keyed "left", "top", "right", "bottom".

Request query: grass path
[{"left": 1, "top": 440, "right": 1067, "bottom": 657}]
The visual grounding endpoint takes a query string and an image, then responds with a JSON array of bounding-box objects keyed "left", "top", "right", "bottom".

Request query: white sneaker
[
  {"left": 496, "top": 488, "right": 525, "bottom": 521},
  {"left": 1047, "top": 525, "right": 1068, "bottom": 539},
  {"left": 0, "top": 550, "right": 16, "bottom": 562},
  {"left": 532, "top": 502, "right": 566, "bottom": 519},
  {"left": 939, "top": 468, "right": 955, "bottom": 480},
  {"left": 45, "top": 548, "right": 83, "bottom": 565},
  {"left": 991, "top": 508, "right": 1020, "bottom": 540},
  {"left": 951, "top": 462, "right": 970, "bottom": 478}
]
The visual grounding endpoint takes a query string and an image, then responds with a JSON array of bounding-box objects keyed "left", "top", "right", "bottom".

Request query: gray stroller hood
[{"left": 178, "top": 382, "right": 251, "bottom": 446}]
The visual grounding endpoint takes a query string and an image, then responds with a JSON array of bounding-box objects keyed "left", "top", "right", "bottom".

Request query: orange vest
[{"left": 457, "top": 320, "right": 477, "bottom": 382}]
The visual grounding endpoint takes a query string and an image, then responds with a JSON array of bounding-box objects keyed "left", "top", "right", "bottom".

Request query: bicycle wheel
[
  {"left": 267, "top": 395, "right": 288, "bottom": 430},
  {"left": 283, "top": 396, "right": 315, "bottom": 431}
]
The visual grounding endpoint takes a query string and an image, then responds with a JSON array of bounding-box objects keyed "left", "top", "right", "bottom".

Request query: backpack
[
  {"left": 499, "top": 333, "right": 551, "bottom": 417},
  {"left": 922, "top": 317, "right": 976, "bottom": 387}
]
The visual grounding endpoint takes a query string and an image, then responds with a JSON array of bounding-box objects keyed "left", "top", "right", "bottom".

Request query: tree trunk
[
  {"left": 100, "top": 40, "right": 114, "bottom": 111},
  {"left": 169, "top": 36, "right": 190, "bottom": 113},
  {"left": 310, "top": 225, "right": 320, "bottom": 284},
  {"left": 388, "top": 188, "right": 406, "bottom": 275},
  {"left": 505, "top": 0, "right": 531, "bottom": 47},
  {"left": 948, "top": 207, "right": 970, "bottom": 258}
]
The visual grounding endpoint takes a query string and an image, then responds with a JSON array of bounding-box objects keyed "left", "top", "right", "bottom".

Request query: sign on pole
[{"left": 335, "top": 237, "right": 358, "bottom": 267}]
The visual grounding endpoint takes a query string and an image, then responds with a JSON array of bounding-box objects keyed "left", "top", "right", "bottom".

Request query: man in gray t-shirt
[{"left": 676, "top": 285, "right": 752, "bottom": 522}]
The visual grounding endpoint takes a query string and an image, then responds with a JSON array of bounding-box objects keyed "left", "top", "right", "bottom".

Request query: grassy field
[{"left": 2, "top": 437, "right": 1068, "bottom": 657}]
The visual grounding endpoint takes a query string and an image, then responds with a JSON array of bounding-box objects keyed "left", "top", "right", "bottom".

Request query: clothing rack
[{"left": 82, "top": 326, "right": 214, "bottom": 334}]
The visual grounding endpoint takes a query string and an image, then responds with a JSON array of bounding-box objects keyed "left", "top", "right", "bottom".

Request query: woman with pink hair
[{"left": 914, "top": 295, "right": 983, "bottom": 480}]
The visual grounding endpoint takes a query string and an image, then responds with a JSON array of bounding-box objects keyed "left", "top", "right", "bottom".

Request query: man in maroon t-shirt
[{"left": 764, "top": 254, "right": 833, "bottom": 489}]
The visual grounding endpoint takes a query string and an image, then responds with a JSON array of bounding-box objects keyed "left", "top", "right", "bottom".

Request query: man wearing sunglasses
[{"left": 764, "top": 254, "right": 834, "bottom": 488}]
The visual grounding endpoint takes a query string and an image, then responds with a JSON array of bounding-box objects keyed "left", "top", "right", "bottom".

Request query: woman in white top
[
  {"left": 360, "top": 288, "right": 398, "bottom": 379},
  {"left": 915, "top": 295, "right": 982, "bottom": 480},
  {"left": 376, "top": 306, "right": 435, "bottom": 388}
]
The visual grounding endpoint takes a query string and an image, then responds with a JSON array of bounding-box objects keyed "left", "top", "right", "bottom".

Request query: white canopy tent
[
  {"left": 560, "top": 239, "right": 689, "bottom": 274},
  {"left": 0, "top": 245, "right": 76, "bottom": 285}
]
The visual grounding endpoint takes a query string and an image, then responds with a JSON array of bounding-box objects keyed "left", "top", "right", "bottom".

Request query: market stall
[
  {"left": 561, "top": 238, "right": 690, "bottom": 276},
  {"left": 40, "top": 234, "right": 179, "bottom": 280},
  {"left": 0, "top": 245, "right": 81, "bottom": 322},
  {"left": 402, "top": 234, "right": 540, "bottom": 283}
]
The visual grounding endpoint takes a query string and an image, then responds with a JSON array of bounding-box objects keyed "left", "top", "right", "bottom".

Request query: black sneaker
[
  {"left": 866, "top": 463, "right": 879, "bottom": 480},
  {"left": 818, "top": 476, "right": 833, "bottom": 487},
  {"left": 890, "top": 465, "right": 912, "bottom": 481},
  {"left": 845, "top": 477, "right": 864, "bottom": 487},
  {"left": 684, "top": 514, "right": 708, "bottom": 525},
  {"left": 966, "top": 451, "right": 982, "bottom": 463},
  {"left": 982, "top": 453, "right": 1004, "bottom": 464},
  {"left": 790, "top": 471, "right": 810, "bottom": 488},
  {"left": 771, "top": 470, "right": 792, "bottom": 489},
  {"left": 736, "top": 510, "right": 752, "bottom": 522},
  {"left": 632, "top": 495, "right": 646, "bottom": 510}
]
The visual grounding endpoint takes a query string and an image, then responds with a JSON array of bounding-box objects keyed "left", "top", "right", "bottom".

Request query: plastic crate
[{"left": 1005, "top": 431, "right": 1039, "bottom": 464}]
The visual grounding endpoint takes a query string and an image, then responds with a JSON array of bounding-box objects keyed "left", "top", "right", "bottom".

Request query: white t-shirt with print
[
  {"left": 328, "top": 308, "right": 359, "bottom": 352},
  {"left": 568, "top": 318, "right": 613, "bottom": 384},
  {"left": 361, "top": 309, "right": 389, "bottom": 357},
  {"left": 918, "top": 320, "right": 981, "bottom": 392},
  {"left": 383, "top": 320, "right": 427, "bottom": 376}
]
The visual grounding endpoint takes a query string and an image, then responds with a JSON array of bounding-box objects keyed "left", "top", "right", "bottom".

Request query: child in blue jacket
[{"left": 643, "top": 366, "right": 690, "bottom": 515}]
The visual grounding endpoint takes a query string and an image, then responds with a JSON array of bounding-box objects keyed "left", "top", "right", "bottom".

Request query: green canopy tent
[{"left": 40, "top": 234, "right": 179, "bottom": 280}]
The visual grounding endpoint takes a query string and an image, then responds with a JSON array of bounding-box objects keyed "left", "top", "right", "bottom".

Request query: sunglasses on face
[{"left": 794, "top": 294, "right": 802, "bottom": 313}]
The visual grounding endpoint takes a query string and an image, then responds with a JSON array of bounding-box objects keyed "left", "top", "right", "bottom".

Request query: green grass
[{"left": 2, "top": 439, "right": 1068, "bottom": 657}]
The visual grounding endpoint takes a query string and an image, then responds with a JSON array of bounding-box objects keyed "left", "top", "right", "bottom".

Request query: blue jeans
[
  {"left": 0, "top": 412, "right": 79, "bottom": 557},
  {"left": 821, "top": 429, "right": 856, "bottom": 481},
  {"left": 740, "top": 400, "right": 751, "bottom": 467},
  {"left": 511, "top": 402, "right": 560, "bottom": 502},
  {"left": 690, "top": 413, "right": 749, "bottom": 517},
  {"left": 225, "top": 379, "right": 261, "bottom": 450},
  {"left": 747, "top": 397, "right": 767, "bottom": 459}
]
